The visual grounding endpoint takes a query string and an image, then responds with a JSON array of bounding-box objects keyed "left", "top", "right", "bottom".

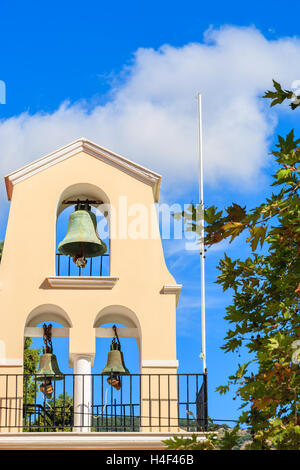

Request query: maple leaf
[
  {"left": 246, "top": 226, "right": 267, "bottom": 251},
  {"left": 222, "top": 222, "right": 245, "bottom": 243},
  {"left": 252, "top": 397, "right": 275, "bottom": 410}
]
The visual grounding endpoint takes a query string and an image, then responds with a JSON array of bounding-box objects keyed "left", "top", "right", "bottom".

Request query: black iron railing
[
  {"left": 56, "top": 253, "right": 109, "bottom": 277},
  {"left": 0, "top": 373, "right": 208, "bottom": 432}
]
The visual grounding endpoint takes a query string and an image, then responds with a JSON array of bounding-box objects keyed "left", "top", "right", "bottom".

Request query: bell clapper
[
  {"left": 40, "top": 379, "right": 53, "bottom": 399},
  {"left": 73, "top": 254, "right": 87, "bottom": 268},
  {"left": 107, "top": 373, "right": 122, "bottom": 390}
]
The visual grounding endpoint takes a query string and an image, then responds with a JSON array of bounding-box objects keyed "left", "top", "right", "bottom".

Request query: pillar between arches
[{"left": 72, "top": 355, "right": 93, "bottom": 433}]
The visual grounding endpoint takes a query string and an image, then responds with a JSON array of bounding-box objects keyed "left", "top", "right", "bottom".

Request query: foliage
[
  {"left": 163, "top": 426, "right": 243, "bottom": 450},
  {"left": 25, "top": 393, "right": 73, "bottom": 432},
  {"left": 217, "top": 426, "right": 241, "bottom": 450},
  {"left": 45, "top": 393, "right": 73, "bottom": 431},
  {"left": 176, "top": 81, "right": 300, "bottom": 449},
  {"left": 163, "top": 433, "right": 217, "bottom": 450},
  {"left": 263, "top": 79, "right": 300, "bottom": 110},
  {"left": 253, "top": 417, "right": 300, "bottom": 450},
  {"left": 92, "top": 416, "right": 140, "bottom": 432},
  {"left": 23, "top": 337, "right": 40, "bottom": 404},
  {"left": 23, "top": 342, "right": 72, "bottom": 432}
]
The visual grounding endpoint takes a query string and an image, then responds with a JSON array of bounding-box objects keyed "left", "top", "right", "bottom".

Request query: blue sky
[{"left": 1, "top": 0, "right": 300, "bottom": 425}]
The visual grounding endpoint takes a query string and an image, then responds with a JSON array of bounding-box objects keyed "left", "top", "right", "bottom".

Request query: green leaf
[
  {"left": 246, "top": 226, "right": 267, "bottom": 251},
  {"left": 222, "top": 222, "right": 245, "bottom": 243},
  {"left": 216, "top": 385, "right": 230, "bottom": 395}
]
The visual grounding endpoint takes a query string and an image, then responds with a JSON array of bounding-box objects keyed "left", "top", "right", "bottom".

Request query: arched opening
[
  {"left": 25, "top": 304, "right": 73, "bottom": 328},
  {"left": 55, "top": 183, "right": 110, "bottom": 277},
  {"left": 23, "top": 305, "right": 72, "bottom": 431},
  {"left": 92, "top": 306, "right": 141, "bottom": 431}
]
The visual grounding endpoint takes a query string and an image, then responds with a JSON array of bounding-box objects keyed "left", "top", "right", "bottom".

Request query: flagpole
[{"left": 197, "top": 93, "right": 207, "bottom": 373}]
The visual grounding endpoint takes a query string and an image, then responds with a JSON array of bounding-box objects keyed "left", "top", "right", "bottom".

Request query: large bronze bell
[
  {"left": 58, "top": 202, "right": 107, "bottom": 266},
  {"left": 101, "top": 342, "right": 130, "bottom": 376}
]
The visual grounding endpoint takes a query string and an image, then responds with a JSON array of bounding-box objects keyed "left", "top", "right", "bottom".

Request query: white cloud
[{"left": 1, "top": 25, "right": 300, "bottom": 200}]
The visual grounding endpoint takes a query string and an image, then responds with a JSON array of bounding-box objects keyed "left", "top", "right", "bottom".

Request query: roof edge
[{"left": 4, "top": 138, "right": 162, "bottom": 202}]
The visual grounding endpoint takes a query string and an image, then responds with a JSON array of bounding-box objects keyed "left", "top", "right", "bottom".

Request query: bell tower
[{"left": 0, "top": 138, "right": 182, "bottom": 432}]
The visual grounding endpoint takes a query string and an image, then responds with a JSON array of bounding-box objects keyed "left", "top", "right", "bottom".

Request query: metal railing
[
  {"left": 0, "top": 373, "right": 208, "bottom": 432},
  {"left": 56, "top": 253, "right": 109, "bottom": 277}
]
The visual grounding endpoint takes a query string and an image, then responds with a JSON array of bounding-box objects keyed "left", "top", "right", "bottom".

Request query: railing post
[
  {"left": 203, "top": 370, "right": 208, "bottom": 431},
  {"left": 196, "top": 371, "right": 208, "bottom": 432}
]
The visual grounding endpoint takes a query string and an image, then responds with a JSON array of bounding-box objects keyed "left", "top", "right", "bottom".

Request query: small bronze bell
[
  {"left": 101, "top": 326, "right": 129, "bottom": 390},
  {"left": 36, "top": 352, "right": 64, "bottom": 381},
  {"left": 58, "top": 201, "right": 107, "bottom": 267},
  {"left": 35, "top": 324, "right": 64, "bottom": 398},
  {"left": 101, "top": 342, "right": 130, "bottom": 376}
]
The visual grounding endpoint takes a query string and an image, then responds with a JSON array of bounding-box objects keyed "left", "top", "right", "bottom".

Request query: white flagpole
[{"left": 197, "top": 93, "right": 207, "bottom": 373}]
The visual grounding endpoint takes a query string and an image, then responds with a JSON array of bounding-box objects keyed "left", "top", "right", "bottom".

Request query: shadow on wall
[{"left": 0, "top": 240, "right": 4, "bottom": 261}]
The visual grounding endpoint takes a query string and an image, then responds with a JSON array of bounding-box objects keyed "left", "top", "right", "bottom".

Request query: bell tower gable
[
  {"left": 5, "top": 138, "right": 161, "bottom": 203},
  {"left": 0, "top": 139, "right": 177, "bottom": 289}
]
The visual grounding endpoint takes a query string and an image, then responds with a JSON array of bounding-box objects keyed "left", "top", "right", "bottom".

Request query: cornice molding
[
  {"left": 5, "top": 138, "right": 161, "bottom": 202},
  {"left": 44, "top": 276, "right": 119, "bottom": 290},
  {"left": 161, "top": 284, "right": 182, "bottom": 305}
]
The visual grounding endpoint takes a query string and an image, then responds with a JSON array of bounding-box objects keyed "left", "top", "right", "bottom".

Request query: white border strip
[
  {"left": 0, "top": 432, "right": 206, "bottom": 449},
  {"left": 96, "top": 328, "right": 138, "bottom": 338},
  {"left": 0, "top": 359, "right": 23, "bottom": 366},
  {"left": 24, "top": 327, "right": 69, "bottom": 338}
]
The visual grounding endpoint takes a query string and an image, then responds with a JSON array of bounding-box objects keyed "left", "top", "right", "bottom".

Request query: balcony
[{"left": 0, "top": 373, "right": 208, "bottom": 433}]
